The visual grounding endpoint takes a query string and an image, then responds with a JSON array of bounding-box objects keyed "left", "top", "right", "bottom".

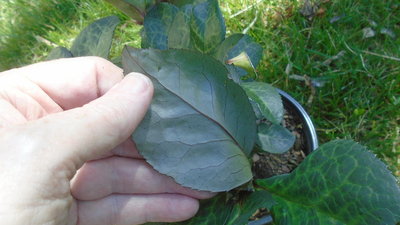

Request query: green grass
[
  {"left": 0, "top": 0, "right": 142, "bottom": 70},
  {"left": 0, "top": 0, "right": 399, "bottom": 175},
  {"left": 0, "top": 0, "right": 78, "bottom": 70},
  {"left": 222, "top": 0, "right": 400, "bottom": 175}
]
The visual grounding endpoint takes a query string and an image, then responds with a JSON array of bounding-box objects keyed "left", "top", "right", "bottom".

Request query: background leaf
[
  {"left": 70, "top": 16, "right": 120, "bottom": 58},
  {"left": 190, "top": 0, "right": 226, "bottom": 53},
  {"left": 124, "top": 0, "right": 157, "bottom": 12},
  {"left": 142, "top": 3, "right": 179, "bottom": 49},
  {"left": 167, "top": 8, "right": 191, "bottom": 49},
  {"left": 105, "top": 0, "right": 157, "bottom": 23},
  {"left": 226, "top": 52, "right": 256, "bottom": 78},
  {"left": 123, "top": 47, "right": 256, "bottom": 191},
  {"left": 141, "top": 0, "right": 226, "bottom": 53},
  {"left": 240, "top": 81, "right": 283, "bottom": 124},
  {"left": 168, "top": 0, "right": 207, "bottom": 7},
  {"left": 214, "top": 33, "right": 263, "bottom": 69},
  {"left": 46, "top": 46, "right": 73, "bottom": 60},
  {"left": 257, "top": 140, "right": 400, "bottom": 225},
  {"left": 256, "top": 124, "right": 295, "bottom": 154},
  {"left": 225, "top": 63, "right": 247, "bottom": 84}
]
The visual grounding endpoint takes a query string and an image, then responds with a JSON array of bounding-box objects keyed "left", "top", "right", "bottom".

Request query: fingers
[
  {"left": 94, "top": 139, "right": 143, "bottom": 160},
  {"left": 21, "top": 72, "right": 153, "bottom": 175},
  {"left": 77, "top": 194, "right": 199, "bottom": 225},
  {"left": 0, "top": 74, "right": 63, "bottom": 121},
  {"left": 71, "top": 157, "right": 214, "bottom": 201},
  {"left": 2, "top": 57, "right": 124, "bottom": 110},
  {"left": 0, "top": 99, "right": 27, "bottom": 127},
  {"left": 111, "top": 139, "right": 142, "bottom": 158}
]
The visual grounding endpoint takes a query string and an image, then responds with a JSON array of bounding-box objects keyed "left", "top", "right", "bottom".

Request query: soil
[{"left": 252, "top": 105, "right": 309, "bottom": 179}]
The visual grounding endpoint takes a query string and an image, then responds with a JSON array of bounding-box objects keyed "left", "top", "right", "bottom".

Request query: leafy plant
[
  {"left": 47, "top": 15, "right": 120, "bottom": 60},
  {"left": 48, "top": 0, "right": 400, "bottom": 224}
]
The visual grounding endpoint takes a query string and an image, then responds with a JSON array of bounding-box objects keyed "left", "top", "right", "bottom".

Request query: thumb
[{"left": 23, "top": 72, "right": 153, "bottom": 174}]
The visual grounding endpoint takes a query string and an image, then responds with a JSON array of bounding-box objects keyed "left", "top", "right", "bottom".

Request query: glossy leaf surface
[
  {"left": 257, "top": 140, "right": 400, "bottom": 225},
  {"left": 46, "top": 47, "right": 73, "bottom": 60},
  {"left": 167, "top": 8, "right": 191, "bottom": 49},
  {"left": 70, "top": 16, "right": 120, "bottom": 58},
  {"left": 271, "top": 196, "right": 344, "bottom": 225},
  {"left": 123, "top": 47, "right": 256, "bottom": 191},
  {"left": 142, "top": 0, "right": 225, "bottom": 53},
  {"left": 256, "top": 124, "right": 295, "bottom": 154},
  {"left": 142, "top": 3, "right": 179, "bottom": 49},
  {"left": 240, "top": 81, "right": 283, "bottom": 124},
  {"left": 190, "top": 0, "right": 225, "bottom": 53}
]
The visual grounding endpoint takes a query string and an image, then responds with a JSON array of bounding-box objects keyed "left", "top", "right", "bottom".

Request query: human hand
[{"left": 0, "top": 57, "right": 212, "bottom": 225}]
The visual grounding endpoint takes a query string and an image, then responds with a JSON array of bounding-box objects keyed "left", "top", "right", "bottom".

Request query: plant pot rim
[{"left": 278, "top": 89, "right": 319, "bottom": 152}]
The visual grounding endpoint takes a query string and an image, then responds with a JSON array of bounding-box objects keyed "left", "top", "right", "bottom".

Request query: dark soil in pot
[
  {"left": 252, "top": 90, "right": 318, "bottom": 179},
  {"left": 252, "top": 105, "right": 309, "bottom": 179}
]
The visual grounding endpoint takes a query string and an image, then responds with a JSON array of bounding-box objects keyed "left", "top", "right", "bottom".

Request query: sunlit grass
[
  {"left": 222, "top": 0, "right": 399, "bottom": 175},
  {"left": 0, "top": 0, "right": 142, "bottom": 70},
  {"left": 0, "top": 0, "right": 79, "bottom": 70},
  {"left": 0, "top": 0, "right": 398, "bottom": 175}
]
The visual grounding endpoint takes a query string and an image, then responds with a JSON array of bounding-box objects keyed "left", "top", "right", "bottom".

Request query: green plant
[{"left": 48, "top": 0, "right": 400, "bottom": 224}]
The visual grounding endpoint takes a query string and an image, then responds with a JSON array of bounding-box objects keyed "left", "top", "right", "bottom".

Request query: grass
[
  {"left": 0, "top": 0, "right": 399, "bottom": 175},
  {"left": 0, "top": 0, "right": 142, "bottom": 70},
  {"left": 222, "top": 0, "right": 400, "bottom": 175},
  {"left": 0, "top": 0, "right": 78, "bottom": 70}
]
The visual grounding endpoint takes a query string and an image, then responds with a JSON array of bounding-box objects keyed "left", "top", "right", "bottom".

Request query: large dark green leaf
[
  {"left": 240, "top": 81, "right": 283, "bottom": 124},
  {"left": 123, "top": 47, "right": 256, "bottom": 191},
  {"left": 256, "top": 124, "right": 295, "bottom": 154},
  {"left": 190, "top": 0, "right": 226, "bottom": 53},
  {"left": 257, "top": 140, "right": 400, "bottom": 225},
  {"left": 214, "top": 33, "right": 263, "bottom": 69},
  {"left": 271, "top": 196, "right": 344, "bottom": 225},
  {"left": 226, "top": 191, "right": 276, "bottom": 225},
  {"left": 46, "top": 47, "right": 73, "bottom": 60},
  {"left": 70, "top": 16, "right": 120, "bottom": 58}
]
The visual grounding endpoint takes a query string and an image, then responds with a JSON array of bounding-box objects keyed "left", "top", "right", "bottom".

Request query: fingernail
[{"left": 125, "top": 72, "right": 152, "bottom": 94}]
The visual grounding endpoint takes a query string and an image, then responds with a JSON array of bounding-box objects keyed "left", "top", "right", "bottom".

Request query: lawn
[{"left": 0, "top": 0, "right": 399, "bottom": 176}]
